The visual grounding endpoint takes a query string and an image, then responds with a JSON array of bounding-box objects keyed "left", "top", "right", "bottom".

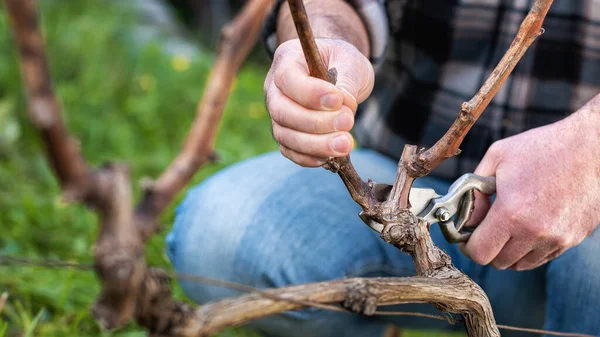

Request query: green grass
[
  {"left": 0, "top": 1, "right": 273, "bottom": 336},
  {"left": 0, "top": 1, "right": 463, "bottom": 336}
]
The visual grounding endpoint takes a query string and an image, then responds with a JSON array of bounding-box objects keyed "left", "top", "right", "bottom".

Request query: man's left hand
[{"left": 460, "top": 96, "right": 600, "bottom": 270}]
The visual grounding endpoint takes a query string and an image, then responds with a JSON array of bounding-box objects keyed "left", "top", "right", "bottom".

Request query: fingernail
[
  {"left": 321, "top": 93, "right": 342, "bottom": 110},
  {"left": 331, "top": 135, "right": 351, "bottom": 153},
  {"left": 334, "top": 112, "right": 353, "bottom": 131}
]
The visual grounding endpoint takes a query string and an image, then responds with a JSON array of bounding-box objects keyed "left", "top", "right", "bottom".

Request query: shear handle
[
  {"left": 439, "top": 190, "right": 475, "bottom": 243},
  {"left": 420, "top": 173, "right": 496, "bottom": 223},
  {"left": 435, "top": 174, "right": 496, "bottom": 243}
]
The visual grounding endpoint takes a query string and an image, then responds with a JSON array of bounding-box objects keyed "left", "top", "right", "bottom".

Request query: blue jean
[{"left": 166, "top": 149, "right": 600, "bottom": 337}]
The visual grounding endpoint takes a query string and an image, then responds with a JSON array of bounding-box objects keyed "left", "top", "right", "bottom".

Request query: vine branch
[
  {"left": 286, "top": 0, "right": 377, "bottom": 211},
  {"left": 286, "top": 0, "right": 554, "bottom": 336},
  {"left": 3, "top": 0, "right": 95, "bottom": 203},
  {"left": 5, "top": 0, "right": 275, "bottom": 331},
  {"left": 145, "top": 274, "right": 495, "bottom": 336},
  {"left": 134, "top": 0, "right": 275, "bottom": 241},
  {"left": 406, "top": 0, "right": 554, "bottom": 179},
  {"left": 384, "top": 0, "right": 553, "bottom": 217},
  {"left": 4, "top": 0, "right": 145, "bottom": 328},
  {"left": 5, "top": 0, "right": 554, "bottom": 335}
]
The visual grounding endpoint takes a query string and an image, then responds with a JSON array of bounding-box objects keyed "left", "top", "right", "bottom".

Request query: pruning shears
[{"left": 359, "top": 173, "right": 497, "bottom": 243}]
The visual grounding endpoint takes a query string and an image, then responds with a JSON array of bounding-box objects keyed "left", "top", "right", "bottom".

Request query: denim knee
[
  {"left": 166, "top": 152, "right": 303, "bottom": 302},
  {"left": 164, "top": 150, "right": 398, "bottom": 337},
  {"left": 544, "top": 227, "right": 600, "bottom": 335}
]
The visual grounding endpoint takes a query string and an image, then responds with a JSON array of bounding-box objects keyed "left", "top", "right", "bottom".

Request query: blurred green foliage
[
  {"left": 0, "top": 0, "right": 273, "bottom": 336},
  {"left": 0, "top": 1, "right": 463, "bottom": 336}
]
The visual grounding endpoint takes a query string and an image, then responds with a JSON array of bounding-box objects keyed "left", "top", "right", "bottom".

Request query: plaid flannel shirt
[{"left": 263, "top": 0, "right": 600, "bottom": 180}]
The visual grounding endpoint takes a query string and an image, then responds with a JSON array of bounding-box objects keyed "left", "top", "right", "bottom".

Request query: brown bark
[
  {"left": 286, "top": 0, "right": 377, "bottom": 212},
  {"left": 407, "top": 0, "right": 553, "bottom": 179},
  {"left": 285, "top": 0, "right": 554, "bottom": 336},
  {"left": 6, "top": 0, "right": 553, "bottom": 335},
  {"left": 5, "top": 0, "right": 274, "bottom": 331},
  {"left": 3, "top": 0, "right": 94, "bottom": 203},
  {"left": 165, "top": 276, "right": 494, "bottom": 336},
  {"left": 4, "top": 0, "right": 146, "bottom": 328}
]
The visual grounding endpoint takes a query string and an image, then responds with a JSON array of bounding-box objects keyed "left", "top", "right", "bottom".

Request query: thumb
[{"left": 320, "top": 39, "right": 375, "bottom": 107}]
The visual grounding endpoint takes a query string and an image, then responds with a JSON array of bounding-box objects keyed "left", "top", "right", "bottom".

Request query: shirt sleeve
[{"left": 261, "top": 0, "right": 389, "bottom": 70}]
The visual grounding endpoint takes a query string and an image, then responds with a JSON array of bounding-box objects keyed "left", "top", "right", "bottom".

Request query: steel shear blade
[{"left": 359, "top": 173, "right": 497, "bottom": 243}]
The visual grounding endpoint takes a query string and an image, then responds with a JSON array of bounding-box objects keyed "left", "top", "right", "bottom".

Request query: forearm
[{"left": 276, "top": 0, "right": 370, "bottom": 57}]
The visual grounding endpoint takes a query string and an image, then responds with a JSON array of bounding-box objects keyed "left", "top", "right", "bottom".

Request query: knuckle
[
  {"left": 490, "top": 260, "right": 507, "bottom": 270},
  {"left": 279, "top": 144, "right": 289, "bottom": 157},
  {"left": 551, "top": 234, "right": 571, "bottom": 248},
  {"left": 488, "top": 141, "right": 505, "bottom": 156},
  {"left": 500, "top": 199, "right": 528, "bottom": 227},
  {"left": 280, "top": 146, "right": 314, "bottom": 167},
  {"left": 268, "top": 99, "right": 284, "bottom": 124},
  {"left": 280, "top": 146, "right": 301, "bottom": 166},
  {"left": 547, "top": 249, "right": 564, "bottom": 260},
  {"left": 469, "top": 245, "right": 493, "bottom": 265},
  {"left": 513, "top": 263, "right": 532, "bottom": 271},
  {"left": 297, "top": 157, "right": 317, "bottom": 167},
  {"left": 265, "top": 89, "right": 274, "bottom": 111},
  {"left": 273, "top": 66, "right": 290, "bottom": 91},
  {"left": 526, "top": 222, "right": 548, "bottom": 238},
  {"left": 472, "top": 254, "right": 492, "bottom": 266},
  {"left": 264, "top": 66, "right": 277, "bottom": 93},
  {"left": 279, "top": 145, "right": 294, "bottom": 161},
  {"left": 305, "top": 137, "right": 325, "bottom": 155},
  {"left": 311, "top": 119, "right": 321, "bottom": 134},
  {"left": 271, "top": 123, "right": 285, "bottom": 144},
  {"left": 273, "top": 43, "right": 292, "bottom": 64},
  {"left": 315, "top": 114, "right": 335, "bottom": 134}
]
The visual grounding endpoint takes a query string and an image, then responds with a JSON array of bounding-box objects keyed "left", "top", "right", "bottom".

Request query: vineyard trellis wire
[
  {"left": 1, "top": 0, "right": 577, "bottom": 336},
  {"left": 0, "top": 254, "right": 596, "bottom": 337}
]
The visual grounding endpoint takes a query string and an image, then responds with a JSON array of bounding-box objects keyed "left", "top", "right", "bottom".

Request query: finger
[
  {"left": 459, "top": 203, "right": 510, "bottom": 265},
  {"left": 489, "top": 238, "right": 534, "bottom": 270},
  {"left": 467, "top": 191, "right": 492, "bottom": 227},
  {"left": 272, "top": 122, "right": 353, "bottom": 158},
  {"left": 279, "top": 145, "right": 325, "bottom": 167},
  {"left": 511, "top": 247, "right": 559, "bottom": 271},
  {"left": 470, "top": 142, "right": 503, "bottom": 227},
  {"left": 339, "top": 87, "right": 359, "bottom": 113},
  {"left": 320, "top": 40, "right": 375, "bottom": 104},
  {"left": 474, "top": 142, "right": 503, "bottom": 177},
  {"left": 267, "top": 86, "right": 355, "bottom": 134},
  {"left": 547, "top": 247, "right": 568, "bottom": 261},
  {"left": 274, "top": 59, "right": 343, "bottom": 111}
]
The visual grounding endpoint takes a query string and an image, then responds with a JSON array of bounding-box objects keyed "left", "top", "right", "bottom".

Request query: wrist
[
  {"left": 570, "top": 94, "right": 600, "bottom": 139},
  {"left": 276, "top": 0, "right": 370, "bottom": 57}
]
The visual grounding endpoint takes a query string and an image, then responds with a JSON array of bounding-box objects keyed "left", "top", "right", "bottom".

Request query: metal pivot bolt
[{"left": 436, "top": 208, "right": 451, "bottom": 222}]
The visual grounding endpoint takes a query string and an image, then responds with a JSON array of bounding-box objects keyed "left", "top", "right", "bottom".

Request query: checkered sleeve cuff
[{"left": 262, "top": 0, "right": 389, "bottom": 70}]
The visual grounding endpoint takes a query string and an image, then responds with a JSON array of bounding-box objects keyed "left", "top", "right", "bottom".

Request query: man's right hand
[{"left": 264, "top": 38, "right": 375, "bottom": 167}]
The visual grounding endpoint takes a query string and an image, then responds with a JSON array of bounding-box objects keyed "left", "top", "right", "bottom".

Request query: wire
[{"left": 0, "top": 254, "right": 596, "bottom": 337}]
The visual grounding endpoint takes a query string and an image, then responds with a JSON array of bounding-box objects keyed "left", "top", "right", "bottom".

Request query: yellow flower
[
  {"left": 139, "top": 74, "right": 156, "bottom": 91},
  {"left": 172, "top": 54, "right": 190, "bottom": 72}
]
